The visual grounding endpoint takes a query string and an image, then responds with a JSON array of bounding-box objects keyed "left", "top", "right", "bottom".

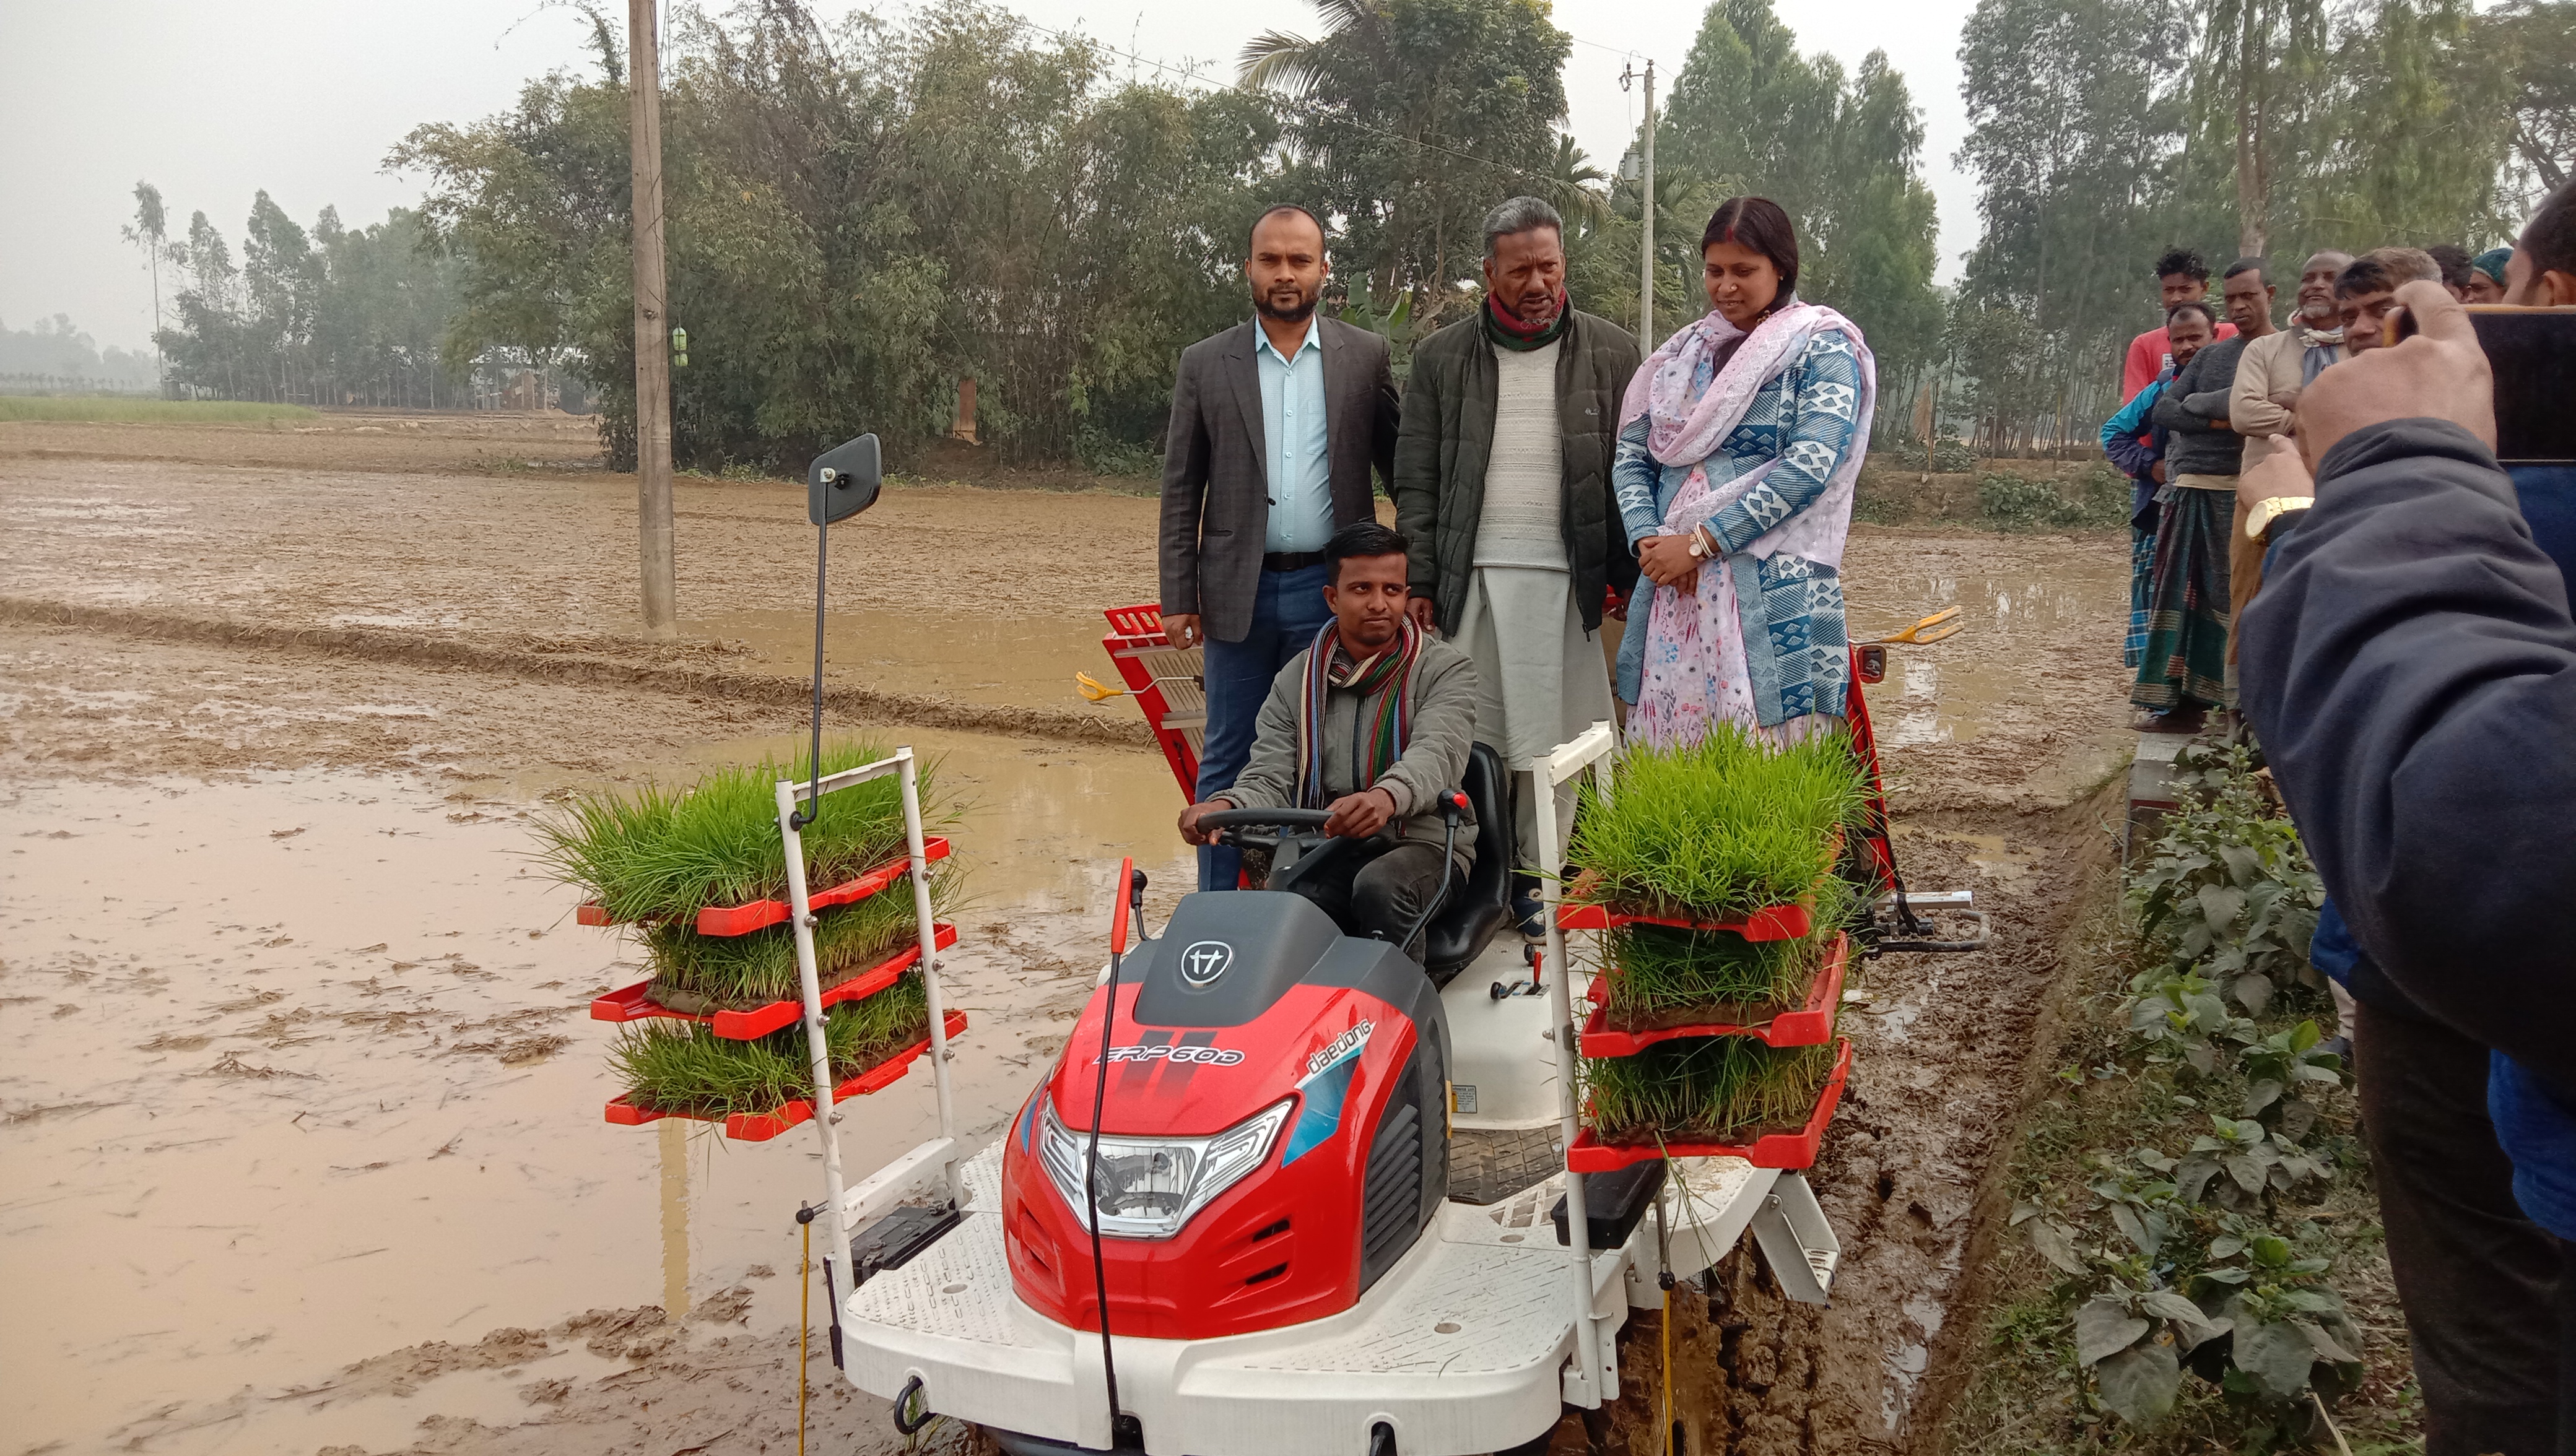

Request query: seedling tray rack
[
  {"left": 576, "top": 836, "right": 952, "bottom": 935},
  {"left": 589, "top": 922, "right": 959, "bottom": 1039},
  {"left": 1567, "top": 1039, "right": 1853, "bottom": 1172},
  {"left": 1581, "top": 932, "right": 1848, "bottom": 1052},
  {"left": 603, "top": 1007, "right": 969, "bottom": 1142}
]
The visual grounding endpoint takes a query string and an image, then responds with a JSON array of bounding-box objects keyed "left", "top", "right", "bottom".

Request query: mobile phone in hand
[{"left": 2387, "top": 305, "right": 2576, "bottom": 464}]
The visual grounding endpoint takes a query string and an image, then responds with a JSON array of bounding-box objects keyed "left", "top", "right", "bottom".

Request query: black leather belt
[{"left": 1262, "top": 550, "right": 1327, "bottom": 573}]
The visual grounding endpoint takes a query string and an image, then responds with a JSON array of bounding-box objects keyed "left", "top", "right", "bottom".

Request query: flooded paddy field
[{"left": 3, "top": 417, "right": 2138, "bottom": 1455}]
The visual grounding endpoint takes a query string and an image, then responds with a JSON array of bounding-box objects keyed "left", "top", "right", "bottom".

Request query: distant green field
[{"left": 0, "top": 396, "right": 321, "bottom": 425}]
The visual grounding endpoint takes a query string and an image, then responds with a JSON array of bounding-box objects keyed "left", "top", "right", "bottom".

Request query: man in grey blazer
[{"left": 1160, "top": 203, "right": 1402, "bottom": 888}]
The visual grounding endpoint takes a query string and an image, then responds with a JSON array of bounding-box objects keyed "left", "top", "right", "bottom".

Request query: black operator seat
[{"left": 1422, "top": 742, "right": 1517, "bottom": 986}]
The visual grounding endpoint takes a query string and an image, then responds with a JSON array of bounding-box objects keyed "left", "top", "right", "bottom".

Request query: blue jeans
[{"left": 1196, "top": 563, "right": 1333, "bottom": 889}]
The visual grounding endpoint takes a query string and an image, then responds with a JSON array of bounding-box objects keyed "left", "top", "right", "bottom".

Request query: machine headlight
[{"left": 1037, "top": 1096, "right": 1292, "bottom": 1240}]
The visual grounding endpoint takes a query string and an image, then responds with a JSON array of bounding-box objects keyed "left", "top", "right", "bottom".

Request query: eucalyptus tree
[
  {"left": 1240, "top": 0, "right": 1573, "bottom": 319},
  {"left": 120, "top": 181, "right": 170, "bottom": 385}
]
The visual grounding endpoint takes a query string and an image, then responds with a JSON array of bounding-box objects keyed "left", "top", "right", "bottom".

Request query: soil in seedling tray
[
  {"left": 603, "top": 974, "right": 965, "bottom": 1142},
  {"left": 1585, "top": 931, "right": 1848, "bottom": 1051},
  {"left": 1573, "top": 1037, "right": 1852, "bottom": 1171}
]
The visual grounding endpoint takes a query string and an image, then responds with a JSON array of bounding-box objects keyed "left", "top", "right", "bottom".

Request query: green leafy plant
[
  {"left": 609, "top": 972, "right": 931, "bottom": 1119},
  {"left": 642, "top": 866, "right": 959, "bottom": 1012},
  {"left": 535, "top": 738, "right": 952, "bottom": 922},
  {"left": 1580, "top": 1036, "right": 1838, "bottom": 1145},
  {"left": 2130, "top": 739, "right": 2323, "bottom": 1016},
  {"left": 1565, "top": 727, "right": 1866, "bottom": 921},
  {"left": 2125, "top": 969, "right": 2258, "bottom": 1075},
  {"left": 1975, "top": 465, "right": 2129, "bottom": 532}
]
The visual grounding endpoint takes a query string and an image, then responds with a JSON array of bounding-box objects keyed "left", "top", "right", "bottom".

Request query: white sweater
[{"left": 1475, "top": 340, "right": 1567, "bottom": 570}]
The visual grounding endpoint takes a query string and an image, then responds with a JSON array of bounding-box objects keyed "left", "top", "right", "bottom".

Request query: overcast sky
[{"left": 0, "top": 0, "right": 1982, "bottom": 355}]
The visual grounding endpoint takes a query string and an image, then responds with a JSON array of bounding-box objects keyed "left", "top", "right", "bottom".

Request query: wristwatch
[
  {"left": 2245, "top": 495, "right": 2315, "bottom": 543},
  {"left": 1686, "top": 527, "right": 1712, "bottom": 560}
]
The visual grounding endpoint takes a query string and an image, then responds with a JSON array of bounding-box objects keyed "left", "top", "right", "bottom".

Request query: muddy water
[
  {"left": 684, "top": 608, "right": 1121, "bottom": 718},
  {"left": 1847, "top": 552, "right": 2128, "bottom": 749},
  {"left": 0, "top": 756, "right": 1189, "bottom": 1454}
]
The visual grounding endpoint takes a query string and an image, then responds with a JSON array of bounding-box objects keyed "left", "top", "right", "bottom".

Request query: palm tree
[{"left": 1237, "top": 0, "right": 1388, "bottom": 95}]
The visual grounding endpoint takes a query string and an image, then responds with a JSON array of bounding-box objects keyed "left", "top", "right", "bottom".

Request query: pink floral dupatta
[{"left": 1616, "top": 302, "right": 1873, "bottom": 748}]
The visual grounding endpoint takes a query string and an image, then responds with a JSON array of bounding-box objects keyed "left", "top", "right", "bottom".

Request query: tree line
[
  {"left": 132, "top": 0, "right": 2569, "bottom": 467},
  {"left": 1948, "top": 0, "right": 2570, "bottom": 452},
  {"left": 125, "top": 180, "right": 507, "bottom": 410}
]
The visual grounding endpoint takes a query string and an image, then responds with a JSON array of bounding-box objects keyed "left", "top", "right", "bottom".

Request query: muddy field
[{"left": 2, "top": 414, "right": 2139, "bottom": 1456}]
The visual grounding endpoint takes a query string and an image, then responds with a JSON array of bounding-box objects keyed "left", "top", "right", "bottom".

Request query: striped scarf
[{"left": 1296, "top": 618, "right": 1421, "bottom": 809}]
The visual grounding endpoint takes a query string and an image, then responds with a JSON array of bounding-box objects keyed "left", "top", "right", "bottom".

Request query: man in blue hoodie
[{"left": 2235, "top": 267, "right": 2572, "bottom": 1454}]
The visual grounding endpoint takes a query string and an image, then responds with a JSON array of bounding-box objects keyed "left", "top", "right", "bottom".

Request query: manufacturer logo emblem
[
  {"left": 1180, "top": 940, "right": 1234, "bottom": 986},
  {"left": 1302, "top": 1020, "right": 1375, "bottom": 1080}
]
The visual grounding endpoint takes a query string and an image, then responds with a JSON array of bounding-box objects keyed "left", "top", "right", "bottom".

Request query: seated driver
[{"left": 1179, "top": 521, "right": 1479, "bottom": 951}]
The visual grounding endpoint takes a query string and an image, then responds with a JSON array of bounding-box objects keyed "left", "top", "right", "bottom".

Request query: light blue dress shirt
[{"left": 1255, "top": 315, "right": 1333, "bottom": 554}]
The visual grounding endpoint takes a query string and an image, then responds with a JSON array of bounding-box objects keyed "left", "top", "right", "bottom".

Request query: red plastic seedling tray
[
  {"left": 1565, "top": 1038, "right": 1853, "bottom": 1172},
  {"left": 603, "top": 1008, "right": 968, "bottom": 1142},
  {"left": 576, "top": 836, "right": 952, "bottom": 936},
  {"left": 1555, "top": 896, "right": 1812, "bottom": 943},
  {"left": 589, "top": 924, "right": 959, "bottom": 1039},
  {"left": 1581, "top": 933, "right": 1848, "bottom": 1054}
]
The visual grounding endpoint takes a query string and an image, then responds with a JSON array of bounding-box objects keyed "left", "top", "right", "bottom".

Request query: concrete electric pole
[
  {"left": 1622, "top": 59, "right": 1657, "bottom": 354},
  {"left": 629, "top": 0, "right": 678, "bottom": 637}
]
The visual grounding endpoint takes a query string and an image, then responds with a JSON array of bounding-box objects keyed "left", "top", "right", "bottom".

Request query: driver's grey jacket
[{"left": 1218, "top": 635, "right": 1479, "bottom": 864}]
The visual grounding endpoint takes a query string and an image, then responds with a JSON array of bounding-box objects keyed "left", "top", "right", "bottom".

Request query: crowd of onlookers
[{"left": 2102, "top": 181, "right": 2576, "bottom": 1455}]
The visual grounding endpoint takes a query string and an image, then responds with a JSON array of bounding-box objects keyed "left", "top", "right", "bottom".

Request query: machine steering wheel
[
  {"left": 1193, "top": 805, "right": 1334, "bottom": 853},
  {"left": 1193, "top": 807, "right": 1370, "bottom": 894}
]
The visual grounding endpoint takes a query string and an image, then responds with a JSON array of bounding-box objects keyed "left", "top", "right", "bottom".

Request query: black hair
[
  {"left": 2425, "top": 243, "right": 2474, "bottom": 291},
  {"left": 2337, "top": 247, "right": 2439, "bottom": 298},
  {"left": 2165, "top": 300, "right": 2217, "bottom": 328},
  {"left": 1326, "top": 520, "right": 1410, "bottom": 582},
  {"left": 2153, "top": 248, "right": 2209, "bottom": 283},
  {"left": 1250, "top": 204, "right": 1326, "bottom": 251},
  {"left": 1701, "top": 196, "right": 1801, "bottom": 298},
  {"left": 2525, "top": 176, "right": 2576, "bottom": 277},
  {"left": 2222, "top": 256, "right": 2269, "bottom": 284}
]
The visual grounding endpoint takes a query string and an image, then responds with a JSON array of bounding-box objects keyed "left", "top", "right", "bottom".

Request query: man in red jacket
[{"left": 2120, "top": 248, "right": 2239, "bottom": 399}]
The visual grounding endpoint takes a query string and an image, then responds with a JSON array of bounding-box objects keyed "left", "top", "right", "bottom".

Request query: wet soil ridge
[{"left": 0, "top": 596, "right": 1149, "bottom": 747}]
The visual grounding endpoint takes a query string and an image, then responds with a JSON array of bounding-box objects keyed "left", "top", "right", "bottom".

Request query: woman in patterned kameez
[{"left": 1611, "top": 197, "right": 1877, "bottom": 750}]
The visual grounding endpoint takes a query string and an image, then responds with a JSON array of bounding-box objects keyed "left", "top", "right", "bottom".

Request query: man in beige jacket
[{"left": 2227, "top": 250, "right": 2351, "bottom": 637}]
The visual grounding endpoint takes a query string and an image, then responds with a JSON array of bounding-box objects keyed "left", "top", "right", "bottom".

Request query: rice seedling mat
[
  {"left": 1567, "top": 1039, "right": 1853, "bottom": 1172},
  {"left": 575, "top": 835, "right": 951, "bottom": 935},
  {"left": 1581, "top": 932, "right": 1848, "bottom": 1052},
  {"left": 1557, "top": 823, "right": 1846, "bottom": 942},
  {"left": 590, "top": 922, "right": 959, "bottom": 1039},
  {"left": 602, "top": 1007, "right": 968, "bottom": 1142}
]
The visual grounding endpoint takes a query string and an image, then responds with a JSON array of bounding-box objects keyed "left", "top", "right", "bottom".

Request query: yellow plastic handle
[{"left": 1074, "top": 671, "right": 1126, "bottom": 703}]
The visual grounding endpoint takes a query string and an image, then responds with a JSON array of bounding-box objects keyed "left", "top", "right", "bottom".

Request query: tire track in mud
[
  {"left": 0, "top": 596, "right": 1150, "bottom": 749},
  {"left": 1568, "top": 781, "right": 2128, "bottom": 1456}
]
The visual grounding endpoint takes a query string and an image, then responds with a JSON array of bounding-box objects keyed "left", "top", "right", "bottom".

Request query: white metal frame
[
  {"left": 1528, "top": 719, "right": 1620, "bottom": 1406},
  {"left": 778, "top": 745, "right": 961, "bottom": 1315}
]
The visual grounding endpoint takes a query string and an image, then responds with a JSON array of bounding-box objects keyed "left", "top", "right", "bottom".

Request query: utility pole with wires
[
  {"left": 628, "top": 0, "right": 679, "bottom": 637},
  {"left": 1621, "top": 59, "right": 1657, "bottom": 353}
]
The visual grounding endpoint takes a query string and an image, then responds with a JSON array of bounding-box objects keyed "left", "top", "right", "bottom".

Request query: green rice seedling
[
  {"left": 1598, "top": 876, "right": 1858, "bottom": 1024},
  {"left": 535, "top": 738, "right": 954, "bottom": 922},
  {"left": 1582, "top": 1035, "right": 1840, "bottom": 1145},
  {"left": 1566, "top": 725, "right": 1866, "bottom": 920},
  {"left": 610, "top": 972, "right": 931, "bottom": 1119},
  {"left": 643, "top": 864, "right": 960, "bottom": 1012}
]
